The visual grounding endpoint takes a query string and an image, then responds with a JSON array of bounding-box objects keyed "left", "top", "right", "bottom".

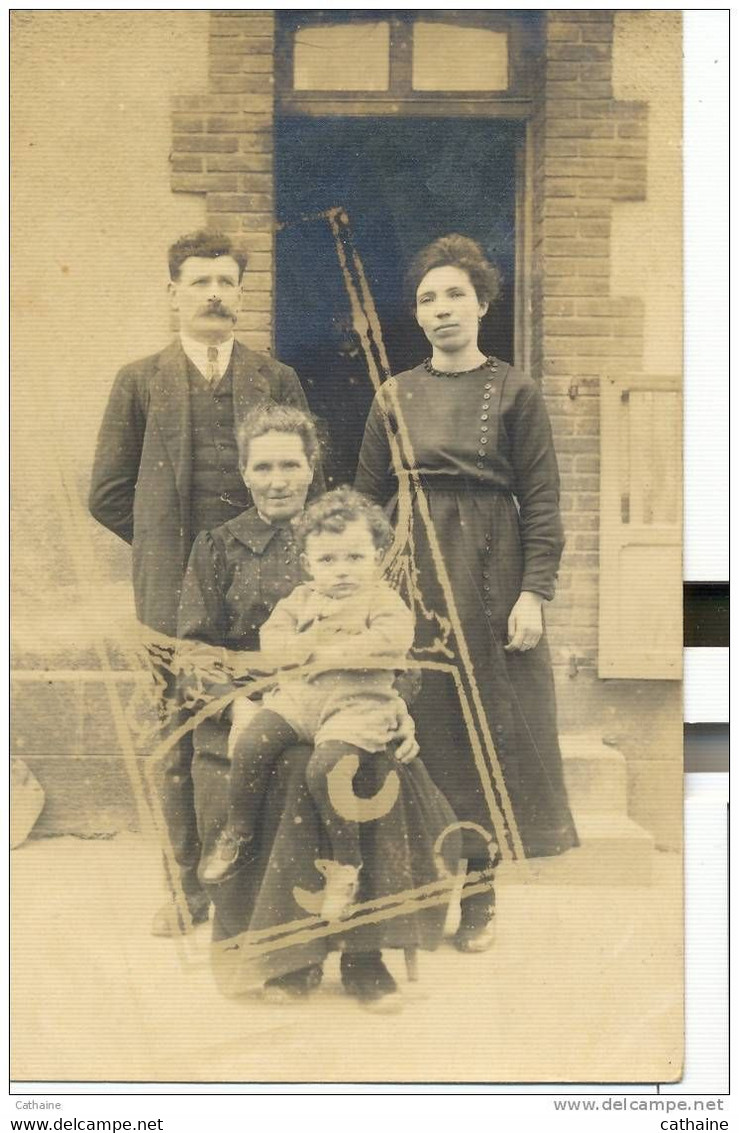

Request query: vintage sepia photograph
[{"left": 11, "top": 9, "right": 684, "bottom": 1085}]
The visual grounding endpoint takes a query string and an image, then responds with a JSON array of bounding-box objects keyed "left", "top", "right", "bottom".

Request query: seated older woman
[{"left": 176, "top": 404, "right": 459, "bottom": 1010}]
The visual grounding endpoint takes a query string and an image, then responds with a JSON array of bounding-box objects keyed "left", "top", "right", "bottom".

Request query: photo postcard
[{"left": 10, "top": 8, "right": 684, "bottom": 1085}]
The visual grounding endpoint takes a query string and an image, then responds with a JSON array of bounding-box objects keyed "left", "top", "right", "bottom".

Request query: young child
[{"left": 201, "top": 486, "right": 416, "bottom": 921}]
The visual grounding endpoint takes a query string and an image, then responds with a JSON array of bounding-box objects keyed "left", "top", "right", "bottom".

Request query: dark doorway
[{"left": 275, "top": 116, "right": 520, "bottom": 486}]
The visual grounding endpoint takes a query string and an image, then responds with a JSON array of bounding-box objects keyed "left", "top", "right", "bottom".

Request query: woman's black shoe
[
  {"left": 453, "top": 856, "right": 498, "bottom": 953},
  {"left": 340, "top": 951, "right": 402, "bottom": 1013}
]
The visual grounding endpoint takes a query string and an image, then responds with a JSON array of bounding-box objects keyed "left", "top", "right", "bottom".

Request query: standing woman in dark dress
[{"left": 355, "top": 234, "right": 578, "bottom": 952}]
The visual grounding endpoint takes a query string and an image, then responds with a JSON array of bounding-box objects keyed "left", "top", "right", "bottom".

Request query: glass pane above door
[
  {"left": 293, "top": 22, "right": 390, "bottom": 91},
  {"left": 412, "top": 23, "right": 509, "bottom": 91}
]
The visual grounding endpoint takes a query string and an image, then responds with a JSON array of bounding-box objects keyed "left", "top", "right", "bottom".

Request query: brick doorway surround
[{"left": 169, "top": 9, "right": 649, "bottom": 677}]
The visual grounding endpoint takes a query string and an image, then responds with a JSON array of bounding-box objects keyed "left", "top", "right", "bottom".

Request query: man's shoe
[
  {"left": 151, "top": 897, "right": 210, "bottom": 938},
  {"left": 317, "top": 860, "right": 360, "bottom": 921},
  {"left": 200, "top": 828, "right": 255, "bottom": 884}
]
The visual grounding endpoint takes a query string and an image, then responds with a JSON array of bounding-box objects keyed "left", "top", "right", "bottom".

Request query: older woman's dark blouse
[
  {"left": 178, "top": 508, "right": 303, "bottom": 650},
  {"left": 177, "top": 508, "right": 303, "bottom": 756}
]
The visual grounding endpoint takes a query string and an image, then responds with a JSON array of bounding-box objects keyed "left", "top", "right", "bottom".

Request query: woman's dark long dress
[
  {"left": 176, "top": 506, "right": 460, "bottom": 996},
  {"left": 355, "top": 359, "right": 578, "bottom": 860}
]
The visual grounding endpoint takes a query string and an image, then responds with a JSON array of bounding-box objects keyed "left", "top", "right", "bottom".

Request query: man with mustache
[{"left": 90, "top": 229, "right": 320, "bottom": 937}]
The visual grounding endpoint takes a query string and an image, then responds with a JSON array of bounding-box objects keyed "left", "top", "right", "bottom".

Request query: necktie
[{"left": 206, "top": 346, "right": 220, "bottom": 385}]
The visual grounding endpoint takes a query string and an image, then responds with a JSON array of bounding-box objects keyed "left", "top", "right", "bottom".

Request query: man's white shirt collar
[{"left": 180, "top": 334, "right": 235, "bottom": 380}]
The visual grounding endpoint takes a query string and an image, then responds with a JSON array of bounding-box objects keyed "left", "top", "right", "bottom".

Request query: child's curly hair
[{"left": 296, "top": 486, "right": 394, "bottom": 555}]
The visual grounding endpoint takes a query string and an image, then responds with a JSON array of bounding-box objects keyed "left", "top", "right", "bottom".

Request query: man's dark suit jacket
[{"left": 89, "top": 338, "right": 317, "bottom": 637}]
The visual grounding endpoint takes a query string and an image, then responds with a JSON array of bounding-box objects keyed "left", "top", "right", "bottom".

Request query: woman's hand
[{"left": 505, "top": 591, "right": 544, "bottom": 653}]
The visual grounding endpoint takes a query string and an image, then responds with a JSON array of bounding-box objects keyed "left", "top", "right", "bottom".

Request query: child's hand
[
  {"left": 315, "top": 621, "right": 361, "bottom": 639},
  {"left": 283, "top": 641, "right": 315, "bottom": 669},
  {"left": 310, "top": 640, "right": 346, "bottom": 668},
  {"left": 260, "top": 640, "right": 314, "bottom": 672},
  {"left": 389, "top": 704, "right": 419, "bottom": 763}
]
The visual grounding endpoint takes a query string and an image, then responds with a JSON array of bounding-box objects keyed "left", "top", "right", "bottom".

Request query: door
[{"left": 275, "top": 116, "right": 521, "bottom": 486}]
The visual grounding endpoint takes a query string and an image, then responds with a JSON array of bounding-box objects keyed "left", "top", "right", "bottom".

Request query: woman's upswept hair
[
  {"left": 404, "top": 233, "right": 502, "bottom": 307},
  {"left": 296, "top": 486, "right": 394, "bottom": 554},
  {"left": 168, "top": 229, "right": 249, "bottom": 281},
  {"left": 237, "top": 403, "right": 320, "bottom": 469}
]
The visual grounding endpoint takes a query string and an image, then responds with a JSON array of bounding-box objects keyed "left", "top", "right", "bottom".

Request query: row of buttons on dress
[
  {"left": 476, "top": 363, "right": 499, "bottom": 471},
  {"left": 476, "top": 370, "right": 507, "bottom": 749},
  {"left": 482, "top": 529, "right": 493, "bottom": 618},
  {"left": 479, "top": 371, "right": 497, "bottom": 621},
  {"left": 281, "top": 528, "right": 298, "bottom": 569}
]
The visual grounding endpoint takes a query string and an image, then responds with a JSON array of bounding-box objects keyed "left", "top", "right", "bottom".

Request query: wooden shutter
[{"left": 599, "top": 374, "right": 682, "bottom": 679}]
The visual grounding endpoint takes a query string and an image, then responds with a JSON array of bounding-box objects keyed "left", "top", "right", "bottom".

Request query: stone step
[
  {"left": 556, "top": 734, "right": 656, "bottom": 884},
  {"left": 561, "top": 733, "right": 628, "bottom": 814}
]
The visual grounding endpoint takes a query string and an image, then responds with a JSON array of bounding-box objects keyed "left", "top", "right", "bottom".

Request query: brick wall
[
  {"left": 170, "top": 9, "right": 651, "bottom": 676},
  {"left": 170, "top": 10, "right": 276, "bottom": 353},
  {"left": 530, "top": 10, "right": 648, "bottom": 672}
]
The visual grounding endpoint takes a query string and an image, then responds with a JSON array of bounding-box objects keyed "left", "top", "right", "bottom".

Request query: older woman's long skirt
[
  {"left": 192, "top": 745, "right": 461, "bottom": 996},
  {"left": 404, "top": 486, "right": 579, "bottom": 861}
]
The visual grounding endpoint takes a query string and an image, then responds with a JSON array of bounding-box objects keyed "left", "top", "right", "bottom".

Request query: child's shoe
[
  {"left": 317, "top": 860, "right": 360, "bottom": 921},
  {"left": 200, "top": 827, "right": 254, "bottom": 883}
]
